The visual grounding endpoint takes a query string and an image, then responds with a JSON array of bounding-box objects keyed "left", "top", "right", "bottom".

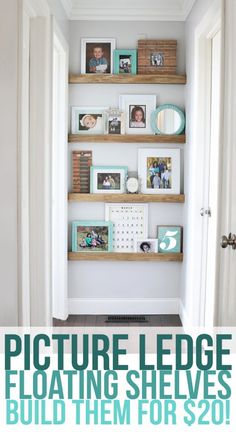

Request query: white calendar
[{"left": 105, "top": 203, "right": 148, "bottom": 252}]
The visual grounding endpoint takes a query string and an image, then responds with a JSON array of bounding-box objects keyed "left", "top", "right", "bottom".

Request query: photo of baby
[
  {"left": 136, "top": 239, "right": 158, "bottom": 253},
  {"left": 129, "top": 105, "right": 146, "bottom": 128},
  {"left": 79, "top": 113, "right": 103, "bottom": 131},
  {"left": 71, "top": 107, "right": 107, "bottom": 135}
]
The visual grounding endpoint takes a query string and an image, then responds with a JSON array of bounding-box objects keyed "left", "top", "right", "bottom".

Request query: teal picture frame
[
  {"left": 157, "top": 226, "right": 182, "bottom": 253},
  {"left": 72, "top": 220, "right": 113, "bottom": 252},
  {"left": 113, "top": 49, "right": 137, "bottom": 74},
  {"left": 90, "top": 165, "right": 128, "bottom": 193},
  {"left": 151, "top": 104, "right": 185, "bottom": 135}
]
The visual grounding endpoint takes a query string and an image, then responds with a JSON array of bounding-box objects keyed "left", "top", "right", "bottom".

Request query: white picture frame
[
  {"left": 81, "top": 38, "right": 116, "bottom": 74},
  {"left": 105, "top": 203, "right": 148, "bottom": 252},
  {"left": 138, "top": 148, "right": 180, "bottom": 194},
  {"left": 119, "top": 94, "right": 156, "bottom": 134},
  {"left": 134, "top": 238, "right": 158, "bottom": 253},
  {"left": 71, "top": 106, "right": 108, "bottom": 135}
]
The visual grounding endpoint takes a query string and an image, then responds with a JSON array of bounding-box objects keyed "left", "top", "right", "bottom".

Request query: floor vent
[{"left": 106, "top": 315, "right": 149, "bottom": 323}]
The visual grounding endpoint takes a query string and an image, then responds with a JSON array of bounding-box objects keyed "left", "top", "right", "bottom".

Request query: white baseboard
[
  {"left": 179, "top": 299, "right": 191, "bottom": 329},
  {"left": 68, "top": 297, "right": 179, "bottom": 315}
]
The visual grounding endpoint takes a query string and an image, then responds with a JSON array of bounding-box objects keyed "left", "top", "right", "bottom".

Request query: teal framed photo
[
  {"left": 90, "top": 165, "right": 128, "bottom": 194},
  {"left": 157, "top": 226, "right": 182, "bottom": 253},
  {"left": 72, "top": 220, "right": 113, "bottom": 252},
  {"left": 114, "top": 49, "right": 137, "bottom": 74}
]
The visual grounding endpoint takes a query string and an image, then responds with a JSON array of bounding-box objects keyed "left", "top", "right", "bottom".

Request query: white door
[
  {"left": 216, "top": 0, "right": 236, "bottom": 326},
  {"left": 203, "top": 29, "right": 222, "bottom": 326},
  {"left": 185, "top": 1, "right": 223, "bottom": 328}
]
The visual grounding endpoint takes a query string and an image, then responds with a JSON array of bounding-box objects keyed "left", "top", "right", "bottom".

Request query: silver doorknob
[
  {"left": 200, "top": 207, "right": 212, "bottom": 217},
  {"left": 221, "top": 233, "right": 236, "bottom": 249}
]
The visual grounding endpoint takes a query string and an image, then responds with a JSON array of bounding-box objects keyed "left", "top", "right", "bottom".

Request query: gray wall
[
  {"left": 0, "top": 1, "right": 19, "bottom": 325},
  {"left": 47, "top": 0, "right": 69, "bottom": 41},
  {"left": 68, "top": 21, "right": 186, "bottom": 307}
]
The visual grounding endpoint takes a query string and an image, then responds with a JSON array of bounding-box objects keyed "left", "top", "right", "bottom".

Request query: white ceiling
[{"left": 60, "top": 0, "right": 196, "bottom": 21}]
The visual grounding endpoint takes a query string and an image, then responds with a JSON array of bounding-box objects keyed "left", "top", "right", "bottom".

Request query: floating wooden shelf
[
  {"left": 69, "top": 74, "right": 186, "bottom": 85},
  {"left": 68, "top": 252, "right": 183, "bottom": 262},
  {"left": 68, "top": 134, "right": 186, "bottom": 144},
  {"left": 68, "top": 193, "right": 185, "bottom": 203}
]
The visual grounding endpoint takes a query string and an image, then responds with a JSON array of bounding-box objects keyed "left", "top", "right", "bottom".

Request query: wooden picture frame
[
  {"left": 138, "top": 39, "right": 177, "bottom": 75},
  {"left": 72, "top": 220, "right": 113, "bottom": 252},
  {"left": 81, "top": 38, "right": 116, "bottom": 74},
  {"left": 113, "top": 49, "right": 137, "bottom": 74}
]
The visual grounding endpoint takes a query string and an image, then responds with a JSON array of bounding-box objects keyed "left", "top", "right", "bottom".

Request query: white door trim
[
  {"left": 18, "top": 2, "right": 31, "bottom": 326},
  {"left": 18, "top": 0, "right": 52, "bottom": 326},
  {"left": 52, "top": 18, "right": 69, "bottom": 320}
]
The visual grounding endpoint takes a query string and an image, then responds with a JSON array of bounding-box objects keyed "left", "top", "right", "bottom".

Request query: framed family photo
[
  {"left": 113, "top": 49, "right": 137, "bottom": 74},
  {"left": 138, "top": 148, "right": 180, "bottom": 194},
  {"left": 81, "top": 38, "right": 116, "bottom": 74},
  {"left": 72, "top": 220, "right": 113, "bottom": 252},
  {"left": 157, "top": 226, "right": 182, "bottom": 253},
  {"left": 71, "top": 107, "right": 107, "bottom": 134},
  {"left": 90, "top": 166, "right": 128, "bottom": 194},
  {"left": 119, "top": 94, "right": 156, "bottom": 134}
]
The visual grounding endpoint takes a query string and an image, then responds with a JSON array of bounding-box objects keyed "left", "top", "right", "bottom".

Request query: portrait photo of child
[
  {"left": 129, "top": 105, "right": 146, "bottom": 128},
  {"left": 81, "top": 38, "right": 116, "bottom": 74}
]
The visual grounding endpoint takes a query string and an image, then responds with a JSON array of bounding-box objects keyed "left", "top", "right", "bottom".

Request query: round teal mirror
[{"left": 151, "top": 104, "right": 185, "bottom": 135}]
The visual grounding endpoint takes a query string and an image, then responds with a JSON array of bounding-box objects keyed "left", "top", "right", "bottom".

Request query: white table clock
[{"left": 126, "top": 172, "right": 139, "bottom": 194}]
